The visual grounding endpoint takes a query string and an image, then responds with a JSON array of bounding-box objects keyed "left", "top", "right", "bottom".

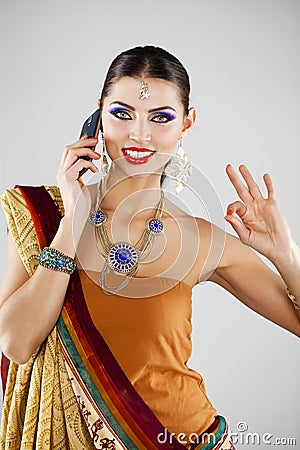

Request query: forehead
[{"left": 104, "top": 77, "right": 182, "bottom": 109}]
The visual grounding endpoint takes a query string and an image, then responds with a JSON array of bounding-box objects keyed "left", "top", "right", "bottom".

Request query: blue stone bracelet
[{"left": 38, "top": 247, "right": 77, "bottom": 275}]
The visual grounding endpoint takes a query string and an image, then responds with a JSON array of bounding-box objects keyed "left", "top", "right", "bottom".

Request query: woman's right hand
[{"left": 57, "top": 134, "right": 100, "bottom": 219}]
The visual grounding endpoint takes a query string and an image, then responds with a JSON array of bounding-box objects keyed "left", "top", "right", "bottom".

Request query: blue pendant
[
  {"left": 147, "top": 218, "right": 164, "bottom": 234},
  {"left": 89, "top": 209, "right": 107, "bottom": 227},
  {"left": 108, "top": 242, "right": 139, "bottom": 273}
]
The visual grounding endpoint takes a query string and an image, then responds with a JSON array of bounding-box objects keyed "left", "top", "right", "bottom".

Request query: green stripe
[
  {"left": 194, "top": 415, "right": 227, "bottom": 450},
  {"left": 57, "top": 316, "right": 139, "bottom": 449}
]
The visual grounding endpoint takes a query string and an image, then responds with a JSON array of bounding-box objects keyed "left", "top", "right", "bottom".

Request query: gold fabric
[
  {"left": 0, "top": 186, "right": 64, "bottom": 276},
  {"left": 0, "top": 187, "right": 95, "bottom": 449}
]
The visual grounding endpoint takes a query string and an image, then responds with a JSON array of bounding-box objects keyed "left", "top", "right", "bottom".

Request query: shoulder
[
  {"left": 204, "top": 222, "right": 260, "bottom": 285},
  {"left": 162, "top": 200, "right": 242, "bottom": 268},
  {"left": 1, "top": 184, "right": 61, "bottom": 203},
  {"left": 1, "top": 185, "right": 64, "bottom": 215},
  {"left": 192, "top": 217, "right": 228, "bottom": 281},
  {"left": 194, "top": 216, "right": 227, "bottom": 251},
  {"left": 193, "top": 217, "right": 256, "bottom": 282},
  {"left": 44, "top": 185, "right": 64, "bottom": 216}
]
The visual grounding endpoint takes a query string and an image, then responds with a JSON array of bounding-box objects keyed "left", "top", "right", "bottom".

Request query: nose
[{"left": 128, "top": 118, "right": 151, "bottom": 144}]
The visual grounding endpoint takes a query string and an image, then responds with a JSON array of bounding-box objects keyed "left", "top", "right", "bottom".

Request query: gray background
[{"left": 0, "top": 1, "right": 299, "bottom": 448}]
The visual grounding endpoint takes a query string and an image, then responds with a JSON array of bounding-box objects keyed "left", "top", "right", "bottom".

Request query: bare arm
[
  {"left": 0, "top": 135, "right": 100, "bottom": 364},
  {"left": 0, "top": 217, "right": 76, "bottom": 364},
  {"left": 207, "top": 164, "right": 300, "bottom": 338},
  {"left": 208, "top": 232, "right": 300, "bottom": 337}
]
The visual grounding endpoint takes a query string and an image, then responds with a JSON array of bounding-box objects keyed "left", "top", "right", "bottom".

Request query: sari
[{"left": 0, "top": 185, "right": 235, "bottom": 449}]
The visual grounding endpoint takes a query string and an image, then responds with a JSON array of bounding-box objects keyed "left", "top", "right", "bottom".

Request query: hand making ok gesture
[{"left": 224, "top": 164, "right": 294, "bottom": 264}]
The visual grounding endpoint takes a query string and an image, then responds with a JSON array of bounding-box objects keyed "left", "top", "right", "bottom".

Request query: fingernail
[
  {"left": 227, "top": 209, "right": 234, "bottom": 215},
  {"left": 91, "top": 137, "right": 98, "bottom": 142},
  {"left": 82, "top": 133, "right": 88, "bottom": 138}
]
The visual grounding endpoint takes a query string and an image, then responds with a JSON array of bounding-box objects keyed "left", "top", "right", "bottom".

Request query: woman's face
[{"left": 99, "top": 77, "right": 195, "bottom": 174}]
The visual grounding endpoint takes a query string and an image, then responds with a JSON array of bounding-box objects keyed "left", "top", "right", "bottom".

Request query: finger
[
  {"left": 225, "top": 164, "right": 253, "bottom": 203},
  {"left": 61, "top": 137, "right": 99, "bottom": 164},
  {"left": 263, "top": 173, "right": 276, "bottom": 200},
  {"left": 63, "top": 159, "right": 99, "bottom": 180},
  {"left": 63, "top": 148, "right": 100, "bottom": 171},
  {"left": 238, "top": 165, "right": 263, "bottom": 199},
  {"left": 224, "top": 214, "right": 250, "bottom": 244},
  {"left": 225, "top": 201, "right": 247, "bottom": 218},
  {"left": 70, "top": 136, "right": 98, "bottom": 147}
]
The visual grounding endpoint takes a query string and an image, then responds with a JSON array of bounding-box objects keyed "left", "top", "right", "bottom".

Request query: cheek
[
  {"left": 102, "top": 117, "right": 127, "bottom": 153},
  {"left": 102, "top": 114, "right": 182, "bottom": 154},
  {"left": 152, "top": 124, "right": 181, "bottom": 151}
]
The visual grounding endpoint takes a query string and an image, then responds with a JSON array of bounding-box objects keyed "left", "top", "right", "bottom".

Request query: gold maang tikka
[{"left": 139, "top": 81, "right": 150, "bottom": 99}]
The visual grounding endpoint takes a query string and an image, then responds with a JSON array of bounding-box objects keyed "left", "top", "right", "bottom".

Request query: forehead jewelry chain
[
  {"left": 89, "top": 179, "right": 164, "bottom": 295},
  {"left": 139, "top": 80, "right": 150, "bottom": 100}
]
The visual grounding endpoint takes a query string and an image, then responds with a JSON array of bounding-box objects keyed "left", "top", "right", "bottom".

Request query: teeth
[{"left": 124, "top": 149, "right": 153, "bottom": 158}]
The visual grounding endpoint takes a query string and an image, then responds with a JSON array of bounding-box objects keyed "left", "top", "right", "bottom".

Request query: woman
[{"left": 0, "top": 45, "right": 299, "bottom": 450}]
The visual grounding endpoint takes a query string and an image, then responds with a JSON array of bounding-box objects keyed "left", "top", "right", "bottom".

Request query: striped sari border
[
  {"left": 57, "top": 315, "right": 140, "bottom": 450},
  {"left": 61, "top": 299, "right": 170, "bottom": 449},
  {"left": 63, "top": 273, "right": 188, "bottom": 450},
  {"left": 16, "top": 185, "right": 200, "bottom": 450},
  {"left": 189, "top": 416, "right": 228, "bottom": 450}
]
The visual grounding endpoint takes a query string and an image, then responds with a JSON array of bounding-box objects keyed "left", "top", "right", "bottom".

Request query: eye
[
  {"left": 110, "top": 109, "right": 132, "bottom": 120},
  {"left": 151, "top": 113, "right": 176, "bottom": 123}
]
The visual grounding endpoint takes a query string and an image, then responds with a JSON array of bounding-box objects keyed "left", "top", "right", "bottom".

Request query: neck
[{"left": 99, "top": 164, "right": 164, "bottom": 219}]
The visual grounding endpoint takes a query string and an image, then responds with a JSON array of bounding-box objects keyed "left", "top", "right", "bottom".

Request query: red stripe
[
  {"left": 18, "top": 185, "right": 187, "bottom": 450},
  {"left": 62, "top": 308, "right": 157, "bottom": 450},
  {"left": 16, "top": 186, "right": 48, "bottom": 249},
  {"left": 0, "top": 354, "right": 10, "bottom": 396}
]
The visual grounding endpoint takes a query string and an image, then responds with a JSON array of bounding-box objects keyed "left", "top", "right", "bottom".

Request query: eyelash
[
  {"left": 151, "top": 114, "right": 172, "bottom": 123},
  {"left": 109, "top": 110, "right": 175, "bottom": 123},
  {"left": 110, "top": 110, "right": 132, "bottom": 120}
]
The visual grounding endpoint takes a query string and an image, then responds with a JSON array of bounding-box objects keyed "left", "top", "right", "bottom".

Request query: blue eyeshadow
[
  {"left": 108, "top": 107, "right": 125, "bottom": 113},
  {"left": 154, "top": 111, "right": 177, "bottom": 120},
  {"left": 108, "top": 107, "right": 177, "bottom": 121}
]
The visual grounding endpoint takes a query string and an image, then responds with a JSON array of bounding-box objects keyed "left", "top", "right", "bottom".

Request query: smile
[{"left": 122, "top": 147, "right": 156, "bottom": 164}]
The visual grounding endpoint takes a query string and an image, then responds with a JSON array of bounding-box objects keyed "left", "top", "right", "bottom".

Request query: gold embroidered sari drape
[{"left": 0, "top": 186, "right": 95, "bottom": 449}]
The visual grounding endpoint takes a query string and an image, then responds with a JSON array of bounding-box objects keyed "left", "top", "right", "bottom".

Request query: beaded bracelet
[
  {"left": 38, "top": 247, "right": 77, "bottom": 275},
  {"left": 286, "top": 288, "right": 300, "bottom": 311}
]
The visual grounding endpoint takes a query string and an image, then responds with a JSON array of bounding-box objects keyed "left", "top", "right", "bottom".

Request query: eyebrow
[{"left": 109, "top": 101, "right": 177, "bottom": 113}]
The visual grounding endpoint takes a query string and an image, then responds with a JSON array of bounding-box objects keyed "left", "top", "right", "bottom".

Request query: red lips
[
  {"left": 123, "top": 147, "right": 155, "bottom": 152},
  {"left": 121, "top": 147, "right": 156, "bottom": 165}
]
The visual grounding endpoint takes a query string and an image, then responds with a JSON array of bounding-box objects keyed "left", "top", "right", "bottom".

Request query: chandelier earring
[
  {"left": 99, "top": 131, "right": 110, "bottom": 176},
  {"left": 163, "top": 137, "right": 192, "bottom": 194}
]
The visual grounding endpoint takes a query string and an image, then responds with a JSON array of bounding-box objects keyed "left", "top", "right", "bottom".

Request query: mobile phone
[{"left": 77, "top": 108, "right": 102, "bottom": 179}]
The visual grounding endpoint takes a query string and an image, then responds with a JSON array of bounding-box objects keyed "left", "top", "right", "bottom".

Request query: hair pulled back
[{"left": 98, "top": 45, "right": 190, "bottom": 116}]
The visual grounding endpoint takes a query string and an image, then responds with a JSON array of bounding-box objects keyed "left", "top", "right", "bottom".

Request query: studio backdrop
[{"left": 0, "top": 1, "right": 299, "bottom": 449}]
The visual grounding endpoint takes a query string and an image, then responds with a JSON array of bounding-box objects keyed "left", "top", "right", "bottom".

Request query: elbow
[
  {"left": 0, "top": 313, "right": 38, "bottom": 365},
  {"left": 0, "top": 335, "right": 34, "bottom": 365}
]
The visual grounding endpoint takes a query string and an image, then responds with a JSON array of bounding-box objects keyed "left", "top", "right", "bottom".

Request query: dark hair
[
  {"left": 99, "top": 46, "right": 191, "bottom": 186},
  {"left": 99, "top": 45, "right": 190, "bottom": 116}
]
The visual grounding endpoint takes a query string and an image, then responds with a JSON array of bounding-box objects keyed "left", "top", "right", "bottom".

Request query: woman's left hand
[{"left": 224, "top": 164, "right": 294, "bottom": 263}]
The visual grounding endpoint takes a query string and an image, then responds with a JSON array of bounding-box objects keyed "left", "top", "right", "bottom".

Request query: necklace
[{"left": 89, "top": 179, "right": 165, "bottom": 295}]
